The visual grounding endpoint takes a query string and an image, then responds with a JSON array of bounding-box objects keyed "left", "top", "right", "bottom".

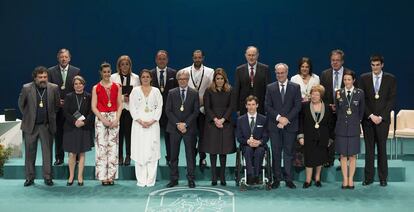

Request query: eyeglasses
[{"left": 178, "top": 78, "right": 189, "bottom": 81}]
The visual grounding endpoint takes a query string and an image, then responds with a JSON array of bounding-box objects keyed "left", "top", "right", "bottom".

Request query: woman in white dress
[
  {"left": 290, "top": 57, "right": 320, "bottom": 102},
  {"left": 129, "top": 69, "right": 163, "bottom": 187}
]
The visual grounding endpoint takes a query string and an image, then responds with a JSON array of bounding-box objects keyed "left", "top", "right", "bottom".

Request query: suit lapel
[
  {"left": 152, "top": 69, "right": 159, "bottom": 87},
  {"left": 30, "top": 83, "right": 37, "bottom": 108},
  {"left": 47, "top": 83, "right": 54, "bottom": 110}
]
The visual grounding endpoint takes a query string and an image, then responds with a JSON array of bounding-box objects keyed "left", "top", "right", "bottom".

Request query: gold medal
[
  {"left": 61, "top": 85, "right": 65, "bottom": 90},
  {"left": 375, "top": 93, "right": 380, "bottom": 99},
  {"left": 180, "top": 105, "right": 184, "bottom": 112},
  {"left": 145, "top": 106, "right": 150, "bottom": 113},
  {"left": 315, "top": 123, "right": 319, "bottom": 129},
  {"left": 39, "top": 100, "right": 44, "bottom": 108},
  {"left": 347, "top": 108, "right": 352, "bottom": 115},
  {"left": 160, "top": 87, "right": 164, "bottom": 93},
  {"left": 107, "top": 101, "right": 112, "bottom": 107}
]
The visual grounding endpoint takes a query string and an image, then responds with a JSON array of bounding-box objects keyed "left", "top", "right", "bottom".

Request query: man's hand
[
  {"left": 299, "top": 138, "right": 304, "bottom": 146},
  {"left": 329, "top": 104, "right": 336, "bottom": 112},
  {"left": 60, "top": 99, "right": 65, "bottom": 107},
  {"left": 177, "top": 122, "right": 187, "bottom": 133}
]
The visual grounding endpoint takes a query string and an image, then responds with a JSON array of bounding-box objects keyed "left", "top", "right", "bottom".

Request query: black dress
[
  {"left": 201, "top": 88, "right": 236, "bottom": 154},
  {"left": 62, "top": 92, "right": 94, "bottom": 154},
  {"left": 298, "top": 102, "right": 335, "bottom": 167}
]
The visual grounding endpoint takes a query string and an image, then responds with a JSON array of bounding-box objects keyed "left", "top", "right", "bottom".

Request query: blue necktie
[
  {"left": 280, "top": 84, "right": 285, "bottom": 103},
  {"left": 160, "top": 70, "right": 165, "bottom": 89},
  {"left": 374, "top": 75, "right": 380, "bottom": 93},
  {"left": 181, "top": 89, "right": 185, "bottom": 101}
]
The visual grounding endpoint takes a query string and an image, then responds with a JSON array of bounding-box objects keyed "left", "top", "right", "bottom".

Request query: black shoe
[
  {"left": 119, "top": 157, "right": 124, "bottom": 166},
  {"left": 124, "top": 156, "right": 131, "bottom": 166},
  {"left": 286, "top": 181, "right": 296, "bottom": 189},
  {"left": 348, "top": 185, "right": 355, "bottom": 189},
  {"left": 44, "top": 179, "right": 54, "bottom": 186},
  {"left": 54, "top": 159, "right": 63, "bottom": 166},
  {"left": 380, "top": 180, "right": 388, "bottom": 187},
  {"left": 247, "top": 176, "right": 256, "bottom": 185},
  {"left": 220, "top": 181, "right": 227, "bottom": 186},
  {"left": 341, "top": 184, "right": 348, "bottom": 189},
  {"left": 66, "top": 180, "right": 74, "bottom": 186},
  {"left": 188, "top": 180, "right": 196, "bottom": 188},
  {"left": 303, "top": 181, "right": 312, "bottom": 189},
  {"left": 271, "top": 180, "right": 280, "bottom": 189},
  {"left": 78, "top": 182, "right": 84, "bottom": 186},
  {"left": 166, "top": 180, "right": 178, "bottom": 188},
  {"left": 24, "top": 179, "right": 34, "bottom": 187},
  {"left": 323, "top": 161, "right": 334, "bottom": 168},
  {"left": 315, "top": 181, "right": 322, "bottom": 187},
  {"left": 211, "top": 181, "right": 217, "bottom": 186},
  {"left": 362, "top": 180, "right": 374, "bottom": 186}
]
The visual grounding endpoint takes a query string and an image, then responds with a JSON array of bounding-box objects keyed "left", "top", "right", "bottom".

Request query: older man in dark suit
[
  {"left": 150, "top": 50, "right": 178, "bottom": 166},
  {"left": 18, "top": 66, "right": 60, "bottom": 186},
  {"left": 165, "top": 70, "right": 199, "bottom": 188},
  {"left": 48, "top": 48, "right": 80, "bottom": 165},
  {"left": 234, "top": 46, "right": 270, "bottom": 115},
  {"left": 359, "top": 55, "right": 397, "bottom": 187},
  {"left": 265, "top": 63, "right": 302, "bottom": 189}
]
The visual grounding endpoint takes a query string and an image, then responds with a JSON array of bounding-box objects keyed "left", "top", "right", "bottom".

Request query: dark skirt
[
  {"left": 201, "top": 123, "right": 236, "bottom": 155},
  {"left": 63, "top": 128, "right": 93, "bottom": 154},
  {"left": 335, "top": 136, "right": 360, "bottom": 156},
  {"left": 304, "top": 139, "right": 328, "bottom": 167}
]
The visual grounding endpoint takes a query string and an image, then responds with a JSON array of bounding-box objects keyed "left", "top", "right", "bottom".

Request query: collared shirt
[
  {"left": 332, "top": 66, "right": 344, "bottom": 90},
  {"left": 156, "top": 66, "right": 168, "bottom": 86},
  {"left": 278, "top": 80, "right": 288, "bottom": 92},
  {"left": 345, "top": 86, "right": 355, "bottom": 96},
  {"left": 181, "top": 64, "right": 214, "bottom": 98},
  {"left": 248, "top": 62, "right": 257, "bottom": 76},
  {"left": 247, "top": 112, "right": 257, "bottom": 122},
  {"left": 372, "top": 71, "right": 383, "bottom": 90}
]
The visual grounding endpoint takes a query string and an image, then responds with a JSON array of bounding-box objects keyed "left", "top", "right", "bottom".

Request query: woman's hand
[{"left": 299, "top": 138, "right": 304, "bottom": 146}]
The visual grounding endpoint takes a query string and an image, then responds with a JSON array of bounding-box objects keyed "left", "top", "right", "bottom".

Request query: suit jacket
[
  {"left": 335, "top": 88, "right": 365, "bottom": 137},
  {"left": 359, "top": 72, "right": 396, "bottom": 123},
  {"left": 18, "top": 82, "right": 60, "bottom": 134},
  {"left": 320, "top": 67, "right": 355, "bottom": 105},
  {"left": 236, "top": 113, "right": 269, "bottom": 146},
  {"left": 63, "top": 92, "right": 94, "bottom": 130},
  {"left": 48, "top": 65, "right": 81, "bottom": 99},
  {"left": 150, "top": 67, "right": 178, "bottom": 127},
  {"left": 234, "top": 62, "right": 270, "bottom": 114},
  {"left": 265, "top": 81, "right": 302, "bottom": 132},
  {"left": 165, "top": 87, "right": 200, "bottom": 135}
]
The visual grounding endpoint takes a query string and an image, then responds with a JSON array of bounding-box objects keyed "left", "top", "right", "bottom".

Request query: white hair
[
  {"left": 274, "top": 63, "right": 289, "bottom": 72},
  {"left": 176, "top": 69, "right": 190, "bottom": 79}
]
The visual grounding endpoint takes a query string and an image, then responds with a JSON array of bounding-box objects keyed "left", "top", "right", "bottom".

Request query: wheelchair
[{"left": 234, "top": 145, "right": 272, "bottom": 191}]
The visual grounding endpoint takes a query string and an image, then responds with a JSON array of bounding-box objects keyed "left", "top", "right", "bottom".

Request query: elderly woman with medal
[
  {"left": 298, "top": 84, "right": 335, "bottom": 188},
  {"left": 129, "top": 69, "right": 163, "bottom": 187},
  {"left": 334, "top": 70, "right": 365, "bottom": 190}
]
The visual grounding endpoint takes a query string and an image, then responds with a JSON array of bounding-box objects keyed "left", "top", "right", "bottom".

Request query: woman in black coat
[
  {"left": 62, "top": 76, "right": 94, "bottom": 186},
  {"left": 201, "top": 68, "right": 236, "bottom": 186},
  {"left": 298, "top": 84, "right": 335, "bottom": 188}
]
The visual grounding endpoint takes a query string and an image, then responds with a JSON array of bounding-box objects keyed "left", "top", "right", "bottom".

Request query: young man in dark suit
[
  {"left": 165, "top": 70, "right": 199, "bottom": 188},
  {"left": 234, "top": 46, "right": 270, "bottom": 115},
  {"left": 48, "top": 48, "right": 80, "bottom": 165},
  {"left": 236, "top": 95, "right": 269, "bottom": 185},
  {"left": 359, "top": 55, "right": 397, "bottom": 187},
  {"left": 150, "top": 50, "right": 178, "bottom": 167}
]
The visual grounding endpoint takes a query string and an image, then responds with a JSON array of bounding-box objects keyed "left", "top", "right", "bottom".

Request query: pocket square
[
  {"left": 168, "top": 78, "right": 175, "bottom": 80},
  {"left": 257, "top": 125, "right": 263, "bottom": 128}
]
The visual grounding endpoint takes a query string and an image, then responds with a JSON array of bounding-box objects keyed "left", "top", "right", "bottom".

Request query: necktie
[
  {"left": 281, "top": 84, "right": 285, "bottom": 103},
  {"left": 374, "top": 75, "right": 380, "bottom": 93},
  {"left": 347, "top": 90, "right": 351, "bottom": 101},
  {"left": 334, "top": 71, "right": 339, "bottom": 90},
  {"left": 160, "top": 70, "right": 165, "bottom": 88},
  {"left": 62, "top": 70, "right": 67, "bottom": 86},
  {"left": 250, "top": 117, "right": 255, "bottom": 134},
  {"left": 250, "top": 67, "right": 254, "bottom": 87},
  {"left": 181, "top": 89, "right": 185, "bottom": 101}
]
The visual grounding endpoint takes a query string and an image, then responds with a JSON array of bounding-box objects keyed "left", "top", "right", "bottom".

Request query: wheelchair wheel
[
  {"left": 265, "top": 148, "right": 272, "bottom": 187},
  {"left": 235, "top": 148, "right": 242, "bottom": 186}
]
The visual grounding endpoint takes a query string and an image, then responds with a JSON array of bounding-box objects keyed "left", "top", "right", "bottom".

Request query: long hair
[
  {"left": 116, "top": 55, "right": 132, "bottom": 74},
  {"left": 209, "top": 68, "right": 231, "bottom": 92}
]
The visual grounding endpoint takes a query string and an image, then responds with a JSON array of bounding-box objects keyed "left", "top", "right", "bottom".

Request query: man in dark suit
[
  {"left": 48, "top": 48, "right": 80, "bottom": 165},
  {"left": 18, "top": 66, "right": 60, "bottom": 187},
  {"left": 234, "top": 46, "right": 270, "bottom": 115},
  {"left": 165, "top": 70, "right": 199, "bottom": 188},
  {"left": 319, "top": 49, "right": 354, "bottom": 167},
  {"left": 265, "top": 63, "right": 302, "bottom": 189},
  {"left": 236, "top": 95, "right": 269, "bottom": 185},
  {"left": 150, "top": 50, "right": 178, "bottom": 166},
  {"left": 359, "top": 55, "right": 397, "bottom": 187}
]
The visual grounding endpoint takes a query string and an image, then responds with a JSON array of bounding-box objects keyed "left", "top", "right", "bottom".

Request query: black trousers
[
  {"left": 196, "top": 113, "right": 206, "bottom": 161},
  {"left": 54, "top": 109, "right": 65, "bottom": 161},
  {"left": 169, "top": 131, "right": 196, "bottom": 181},
  {"left": 161, "top": 126, "right": 171, "bottom": 162},
  {"left": 210, "top": 154, "right": 227, "bottom": 181},
  {"left": 119, "top": 109, "right": 132, "bottom": 158},
  {"left": 362, "top": 120, "right": 389, "bottom": 181}
]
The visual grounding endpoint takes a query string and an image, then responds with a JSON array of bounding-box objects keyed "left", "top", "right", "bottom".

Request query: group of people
[{"left": 18, "top": 47, "right": 396, "bottom": 190}]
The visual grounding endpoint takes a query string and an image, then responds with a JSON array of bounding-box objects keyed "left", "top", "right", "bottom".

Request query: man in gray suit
[
  {"left": 18, "top": 66, "right": 60, "bottom": 186},
  {"left": 165, "top": 70, "right": 200, "bottom": 188}
]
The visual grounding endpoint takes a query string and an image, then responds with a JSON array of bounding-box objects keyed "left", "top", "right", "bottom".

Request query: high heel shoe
[
  {"left": 211, "top": 181, "right": 217, "bottom": 186},
  {"left": 303, "top": 181, "right": 312, "bottom": 189},
  {"left": 66, "top": 181, "right": 74, "bottom": 186},
  {"left": 78, "top": 181, "right": 84, "bottom": 186}
]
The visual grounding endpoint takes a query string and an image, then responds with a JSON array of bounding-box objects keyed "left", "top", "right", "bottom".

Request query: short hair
[
  {"left": 72, "top": 75, "right": 86, "bottom": 85},
  {"left": 297, "top": 57, "right": 313, "bottom": 76},
  {"left": 209, "top": 68, "right": 231, "bottom": 92},
  {"left": 32, "top": 66, "right": 48, "bottom": 79},
  {"left": 156, "top": 50, "right": 169, "bottom": 58},
  {"left": 246, "top": 46, "right": 259, "bottom": 54},
  {"left": 192, "top": 49, "right": 204, "bottom": 57},
  {"left": 274, "top": 63, "right": 289, "bottom": 72},
  {"left": 99, "top": 62, "right": 111, "bottom": 72},
  {"left": 245, "top": 95, "right": 259, "bottom": 105},
  {"left": 343, "top": 70, "right": 356, "bottom": 80},
  {"left": 176, "top": 69, "right": 190, "bottom": 80},
  {"left": 330, "top": 49, "right": 345, "bottom": 60},
  {"left": 370, "top": 54, "right": 384, "bottom": 64},
  {"left": 56, "top": 48, "right": 71, "bottom": 59},
  {"left": 310, "top": 84, "right": 325, "bottom": 98},
  {"left": 116, "top": 55, "right": 132, "bottom": 74}
]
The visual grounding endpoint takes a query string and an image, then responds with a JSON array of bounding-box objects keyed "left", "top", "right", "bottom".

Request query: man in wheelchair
[{"left": 236, "top": 95, "right": 270, "bottom": 187}]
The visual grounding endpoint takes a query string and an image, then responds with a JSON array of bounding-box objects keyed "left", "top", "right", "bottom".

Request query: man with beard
[
  {"left": 19, "top": 66, "right": 60, "bottom": 186},
  {"left": 48, "top": 48, "right": 80, "bottom": 165}
]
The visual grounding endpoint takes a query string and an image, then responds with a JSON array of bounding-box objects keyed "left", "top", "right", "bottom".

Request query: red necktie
[{"left": 250, "top": 67, "right": 254, "bottom": 87}]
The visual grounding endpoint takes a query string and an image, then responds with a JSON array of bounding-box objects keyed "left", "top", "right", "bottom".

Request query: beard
[{"left": 36, "top": 80, "right": 47, "bottom": 88}]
